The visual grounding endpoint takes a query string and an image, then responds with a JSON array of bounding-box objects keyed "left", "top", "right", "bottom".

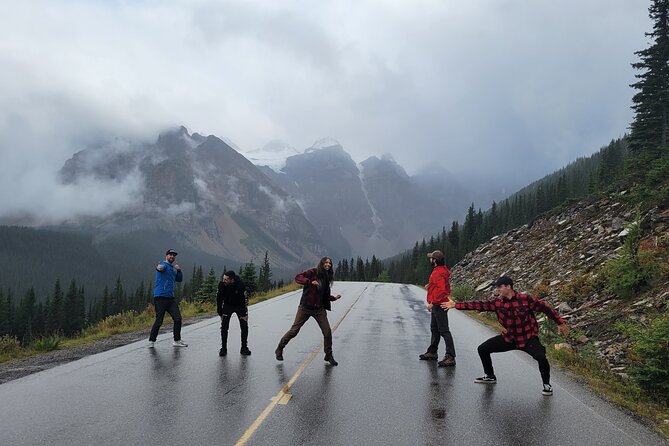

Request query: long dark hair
[{"left": 316, "top": 256, "right": 334, "bottom": 286}]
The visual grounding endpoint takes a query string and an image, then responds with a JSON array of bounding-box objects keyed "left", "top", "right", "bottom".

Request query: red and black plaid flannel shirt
[{"left": 455, "top": 293, "right": 565, "bottom": 347}]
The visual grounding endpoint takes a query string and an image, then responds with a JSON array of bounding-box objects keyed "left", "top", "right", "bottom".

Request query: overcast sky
[{"left": 0, "top": 0, "right": 652, "bottom": 222}]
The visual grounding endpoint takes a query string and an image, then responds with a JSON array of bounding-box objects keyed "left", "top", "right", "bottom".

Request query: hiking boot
[
  {"left": 148, "top": 341, "right": 155, "bottom": 348},
  {"left": 474, "top": 375, "right": 497, "bottom": 384},
  {"left": 240, "top": 346, "right": 251, "bottom": 356},
  {"left": 219, "top": 347, "right": 227, "bottom": 357},
  {"left": 542, "top": 384, "right": 553, "bottom": 396},
  {"left": 275, "top": 346, "right": 284, "bottom": 361},
  {"left": 324, "top": 353, "right": 338, "bottom": 366},
  {"left": 172, "top": 340, "right": 188, "bottom": 347},
  {"left": 419, "top": 351, "right": 438, "bottom": 361},
  {"left": 438, "top": 355, "right": 456, "bottom": 367}
]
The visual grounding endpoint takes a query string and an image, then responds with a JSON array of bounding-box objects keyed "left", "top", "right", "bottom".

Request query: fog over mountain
[
  {"left": 1, "top": 126, "right": 493, "bottom": 267},
  {"left": 0, "top": 2, "right": 649, "bottom": 225}
]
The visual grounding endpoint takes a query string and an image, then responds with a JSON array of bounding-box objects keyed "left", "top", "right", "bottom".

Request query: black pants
[
  {"left": 427, "top": 306, "right": 456, "bottom": 357},
  {"left": 278, "top": 305, "right": 333, "bottom": 354},
  {"left": 149, "top": 298, "right": 182, "bottom": 342},
  {"left": 478, "top": 335, "right": 550, "bottom": 384},
  {"left": 221, "top": 307, "right": 249, "bottom": 348}
]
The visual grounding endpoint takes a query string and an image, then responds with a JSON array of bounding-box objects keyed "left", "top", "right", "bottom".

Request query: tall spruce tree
[
  {"left": 0, "top": 288, "right": 10, "bottom": 336},
  {"left": 629, "top": 0, "right": 669, "bottom": 162},
  {"left": 49, "top": 279, "right": 64, "bottom": 334},
  {"left": 240, "top": 261, "right": 258, "bottom": 296},
  {"left": 197, "top": 268, "right": 219, "bottom": 302},
  {"left": 258, "top": 251, "right": 273, "bottom": 293}
]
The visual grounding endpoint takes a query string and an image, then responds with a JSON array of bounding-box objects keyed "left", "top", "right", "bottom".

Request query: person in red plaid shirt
[{"left": 442, "top": 276, "right": 569, "bottom": 395}]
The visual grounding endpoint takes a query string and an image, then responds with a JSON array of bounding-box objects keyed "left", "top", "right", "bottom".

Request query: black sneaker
[
  {"left": 219, "top": 348, "right": 227, "bottom": 357},
  {"left": 275, "top": 346, "right": 284, "bottom": 361},
  {"left": 437, "top": 355, "right": 456, "bottom": 367},
  {"left": 419, "top": 351, "right": 438, "bottom": 361},
  {"left": 474, "top": 375, "right": 497, "bottom": 384},
  {"left": 542, "top": 384, "right": 553, "bottom": 396},
  {"left": 240, "top": 346, "right": 251, "bottom": 356},
  {"left": 324, "top": 353, "right": 338, "bottom": 366}
]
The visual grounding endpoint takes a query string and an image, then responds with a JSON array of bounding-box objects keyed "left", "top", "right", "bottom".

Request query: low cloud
[{"left": 0, "top": 1, "right": 652, "bottom": 221}]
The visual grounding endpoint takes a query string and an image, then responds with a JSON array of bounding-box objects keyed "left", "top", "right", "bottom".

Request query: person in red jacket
[
  {"left": 419, "top": 250, "right": 456, "bottom": 366},
  {"left": 275, "top": 257, "right": 342, "bottom": 365},
  {"left": 442, "top": 276, "right": 569, "bottom": 395}
]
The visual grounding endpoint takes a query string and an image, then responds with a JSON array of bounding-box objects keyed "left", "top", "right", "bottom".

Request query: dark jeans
[
  {"left": 221, "top": 306, "right": 249, "bottom": 348},
  {"left": 149, "top": 298, "right": 182, "bottom": 342},
  {"left": 278, "top": 305, "right": 333, "bottom": 354},
  {"left": 427, "top": 306, "right": 456, "bottom": 357},
  {"left": 478, "top": 335, "right": 550, "bottom": 384}
]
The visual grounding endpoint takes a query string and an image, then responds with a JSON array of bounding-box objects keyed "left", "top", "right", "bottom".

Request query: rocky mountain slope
[
  {"left": 451, "top": 193, "right": 669, "bottom": 374},
  {"left": 259, "top": 141, "right": 463, "bottom": 259},
  {"left": 60, "top": 126, "right": 326, "bottom": 273}
]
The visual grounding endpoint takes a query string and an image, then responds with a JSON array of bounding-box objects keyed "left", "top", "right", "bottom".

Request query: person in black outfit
[{"left": 216, "top": 271, "right": 250, "bottom": 357}]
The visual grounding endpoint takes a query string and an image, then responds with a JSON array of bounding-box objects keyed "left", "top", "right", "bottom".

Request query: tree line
[
  {"left": 0, "top": 251, "right": 281, "bottom": 345},
  {"left": 384, "top": 137, "right": 630, "bottom": 286},
  {"left": 385, "top": 0, "right": 669, "bottom": 287}
]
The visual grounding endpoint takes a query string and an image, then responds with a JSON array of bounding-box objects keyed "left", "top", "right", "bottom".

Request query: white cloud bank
[{"left": 0, "top": 0, "right": 652, "bottom": 222}]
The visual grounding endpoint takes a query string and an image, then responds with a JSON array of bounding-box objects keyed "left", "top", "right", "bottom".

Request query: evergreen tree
[
  {"left": 48, "top": 279, "right": 64, "bottom": 334},
  {"left": 0, "top": 288, "right": 9, "bottom": 336},
  {"left": 111, "top": 277, "right": 125, "bottom": 316},
  {"left": 355, "top": 257, "right": 365, "bottom": 281},
  {"left": 100, "top": 285, "right": 110, "bottom": 319},
  {"left": 258, "top": 251, "right": 273, "bottom": 293},
  {"left": 240, "top": 261, "right": 258, "bottom": 296},
  {"left": 18, "top": 288, "right": 37, "bottom": 342},
  {"left": 64, "top": 280, "right": 85, "bottom": 336},
  {"left": 197, "top": 267, "right": 219, "bottom": 302},
  {"left": 629, "top": 0, "right": 669, "bottom": 162}
]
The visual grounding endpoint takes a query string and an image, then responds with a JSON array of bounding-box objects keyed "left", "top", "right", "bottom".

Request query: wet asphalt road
[{"left": 0, "top": 282, "right": 666, "bottom": 446}]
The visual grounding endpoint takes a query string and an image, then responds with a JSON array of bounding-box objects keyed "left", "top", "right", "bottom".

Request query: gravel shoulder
[{"left": 0, "top": 315, "right": 213, "bottom": 384}]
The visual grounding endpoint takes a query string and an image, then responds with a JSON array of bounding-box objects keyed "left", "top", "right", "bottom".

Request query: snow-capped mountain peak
[
  {"left": 242, "top": 140, "right": 300, "bottom": 172},
  {"left": 308, "top": 137, "right": 341, "bottom": 151}
]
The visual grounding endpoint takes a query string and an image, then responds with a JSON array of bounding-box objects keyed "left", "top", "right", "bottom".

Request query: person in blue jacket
[{"left": 148, "top": 249, "right": 187, "bottom": 347}]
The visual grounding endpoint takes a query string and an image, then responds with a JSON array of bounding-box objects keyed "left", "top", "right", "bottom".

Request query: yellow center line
[{"left": 234, "top": 285, "right": 368, "bottom": 446}]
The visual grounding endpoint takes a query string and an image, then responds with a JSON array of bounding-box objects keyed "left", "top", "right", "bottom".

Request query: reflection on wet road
[{"left": 0, "top": 283, "right": 666, "bottom": 446}]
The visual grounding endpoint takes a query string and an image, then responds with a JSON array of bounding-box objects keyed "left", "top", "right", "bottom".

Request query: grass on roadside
[{"left": 0, "top": 283, "right": 301, "bottom": 364}]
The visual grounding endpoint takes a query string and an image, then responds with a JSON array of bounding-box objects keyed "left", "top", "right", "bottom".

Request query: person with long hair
[{"left": 275, "top": 256, "right": 342, "bottom": 365}]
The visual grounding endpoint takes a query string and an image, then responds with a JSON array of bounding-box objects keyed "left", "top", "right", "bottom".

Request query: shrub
[
  {"left": 602, "top": 220, "right": 659, "bottom": 298},
  {"left": 0, "top": 335, "right": 21, "bottom": 356},
  {"left": 31, "top": 335, "right": 61, "bottom": 352},
  {"left": 376, "top": 271, "right": 391, "bottom": 283},
  {"left": 619, "top": 312, "right": 669, "bottom": 403},
  {"left": 558, "top": 274, "right": 596, "bottom": 306},
  {"left": 451, "top": 285, "right": 475, "bottom": 301},
  {"left": 533, "top": 278, "right": 551, "bottom": 299}
]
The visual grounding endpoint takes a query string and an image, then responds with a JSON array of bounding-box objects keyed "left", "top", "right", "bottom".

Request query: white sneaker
[
  {"left": 148, "top": 341, "right": 155, "bottom": 348},
  {"left": 172, "top": 340, "right": 188, "bottom": 347}
]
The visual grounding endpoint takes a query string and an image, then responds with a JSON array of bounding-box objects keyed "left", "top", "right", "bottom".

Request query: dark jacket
[
  {"left": 295, "top": 267, "right": 337, "bottom": 311},
  {"left": 216, "top": 280, "right": 248, "bottom": 315}
]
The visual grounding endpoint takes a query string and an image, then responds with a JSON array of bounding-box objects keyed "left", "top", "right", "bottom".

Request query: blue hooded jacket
[{"left": 154, "top": 261, "right": 183, "bottom": 298}]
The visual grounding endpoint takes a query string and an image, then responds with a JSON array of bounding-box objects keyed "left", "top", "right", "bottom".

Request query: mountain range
[{"left": 1, "top": 126, "right": 492, "bottom": 294}]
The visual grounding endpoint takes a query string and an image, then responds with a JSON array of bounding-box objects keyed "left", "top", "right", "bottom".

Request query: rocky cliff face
[
  {"left": 60, "top": 127, "right": 326, "bottom": 272},
  {"left": 261, "top": 143, "right": 462, "bottom": 259},
  {"left": 451, "top": 193, "right": 669, "bottom": 374}
]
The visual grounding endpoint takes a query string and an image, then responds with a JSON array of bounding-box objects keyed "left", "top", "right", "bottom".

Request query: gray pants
[
  {"left": 279, "top": 305, "right": 333, "bottom": 354},
  {"left": 427, "top": 305, "right": 456, "bottom": 357}
]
